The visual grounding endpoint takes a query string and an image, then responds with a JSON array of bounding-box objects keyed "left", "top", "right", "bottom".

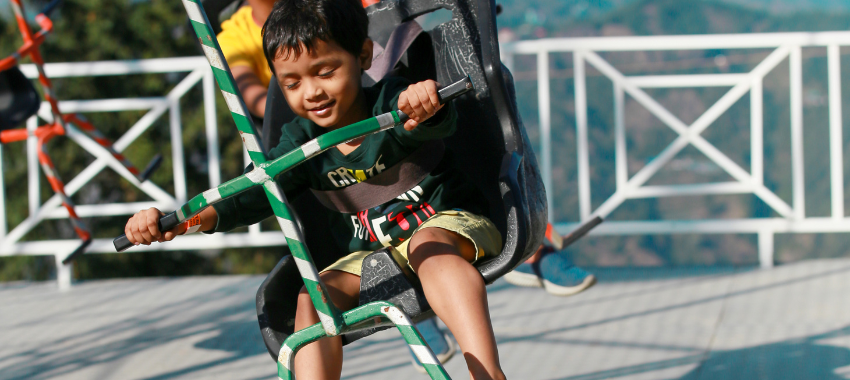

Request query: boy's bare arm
[
  {"left": 124, "top": 207, "right": 218, "bottom": 246},
  {"left": 397, "top": 79, "right": 443, "bottom": 131}
]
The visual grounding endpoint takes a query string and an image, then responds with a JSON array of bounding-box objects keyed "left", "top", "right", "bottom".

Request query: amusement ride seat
[
  {"left": 0, "top": 66, "right": 40, "bottom": 130},
  {"left": 201, "top": 0, "right": 549, "bottom": 360}
]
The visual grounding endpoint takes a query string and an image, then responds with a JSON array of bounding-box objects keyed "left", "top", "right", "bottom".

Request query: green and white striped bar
[
  {"left": 180, "top": 0, "right": 347, "bottom": 336},
  {"left": 277, "top": 300, "right": 451, "bottom": 380},
  {"left": 277, "top": 321, "right": 327, "bottom": 380},
  {"left": 110, "top": 105, "right": 405, "bottom": 251},
  {"left": 263, "top": 180, "right": 343, "bottom": 335},
  {"left": 378, "top": 305, "right": 449, "bottom": 379},
  {"left": 165, "top": 112, "right": 399, "bottom": 224}
]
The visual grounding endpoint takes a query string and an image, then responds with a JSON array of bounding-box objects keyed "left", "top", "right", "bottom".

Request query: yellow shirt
[{"left": 217, "top": 6, "right": 272, "bottom": 87}]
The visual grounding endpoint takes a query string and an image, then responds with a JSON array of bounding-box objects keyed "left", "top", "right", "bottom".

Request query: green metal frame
[{"left": 178, "top": 0, "right": 450, "bottom": 378}]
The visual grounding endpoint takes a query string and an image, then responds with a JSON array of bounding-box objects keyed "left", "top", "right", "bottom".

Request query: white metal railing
[
  {"left": 6, "top": 31, "right": 850, "bottom": 288},
  {"left": 501, "top": 31, "right": 850, "bottom": 268},
  {"left": 0, "top": 57, "right": 285, "bottom": 289}
]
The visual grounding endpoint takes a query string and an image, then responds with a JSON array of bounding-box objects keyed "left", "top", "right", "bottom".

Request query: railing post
[
  {"left": 789, "top": 46, "right": 805, "bottom": 220},
  {"left": 573, "top": 51, "right": 591, "bottom": 221},
  {"left": 828, "top": 44, "right": 844, "bottom": 220},
  {"left": 501, "top": 46, "right": 514, "bottom": 74},
  {"left": 55, "top": 251, "right": 73, "bottom": 291},
  {"left": 750, "top": 77, "right": 764, "bottom": 185},
  {"left": 27, "top": 115, "right": 40, "bottom": 217},
  {"left": 537, "top": 50, "right": 553, "bottom": 222},
  {"left": 204, "top": 68, "right": 222, "bottom": 188},
  {"left": 614, "top": 82, "right": 627, "bottom": 190},
  {"left": 169, "top": 99, "right": 187, "bottom": 203},
  {"left": 0, "top": 144, "right": 6, "bottom": 238},
  {"left": 758, "top": 230, "right": 774, "bottom": 269}
]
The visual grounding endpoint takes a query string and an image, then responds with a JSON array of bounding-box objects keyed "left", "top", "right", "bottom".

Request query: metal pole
[
  {"left": 828, "top": 44, "right": 844, "bottom": 219},
  {"left": 204, "top": 68, "right": 222, "bottom": 187},
  {"left": 54, "top": 250, "right": 73, "bottom": 291},
  {"left": 169, "top": 100, "right": 187, "bottom": 203},
  {"left": 614, "top": 82, "right": 627, "bottom": 190},
  {"left": 750, "top": 76, "right": 764, "bottom": 185},
  {"left": 758, "top": 230, "right": 774, "bottom": 269},
  {"left": 537, "top": 50, "right": 553, "bottom": 222},
  {"left": 27, "top": 116, "right": 39, "bottom": 217},
  {"left": 502, "top": 50, "right": 515, "bottom": 74},
  {"left": 0, "top": 144, "right": 5, "bottom": 238},
  {"left": 573, "top": 51, "right": 590, "bottom": 221},
  {"left": 789, "top": 46, "right": 805, "bottom": 219}
]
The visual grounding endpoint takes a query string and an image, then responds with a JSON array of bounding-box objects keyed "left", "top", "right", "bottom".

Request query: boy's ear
[{"left": 359, "top": 39, "right": 374, "bottom": 70}]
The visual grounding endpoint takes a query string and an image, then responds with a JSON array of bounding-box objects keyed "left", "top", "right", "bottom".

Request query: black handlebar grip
[
  {"left": 396, "top": 75, "right": 474, "bottom": 123},
  {"left": 139, "top": 153, "right": 164, "bottom": 182},
  {"left": 113, "top": 211, "right": 181, "bottom": 252},
  {"left": 437, "top": 75, "right": 474, "bottom": 104}
]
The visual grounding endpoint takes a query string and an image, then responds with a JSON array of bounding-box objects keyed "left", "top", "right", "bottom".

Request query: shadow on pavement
[{"left": 554, "top": 325, "right": 850, "bottom": 380}]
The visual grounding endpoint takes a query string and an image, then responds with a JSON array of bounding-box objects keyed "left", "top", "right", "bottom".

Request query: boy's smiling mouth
[{"left": 309, "top": 100, "right": 336, "bottom": 116}]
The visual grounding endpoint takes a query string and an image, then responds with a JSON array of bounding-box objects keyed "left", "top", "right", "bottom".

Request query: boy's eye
[
  {"left": 318, "top": 68, "right": 336, "bottom": 77},
  {"left": 285, "top": 81, "right": 299, "bottom": 90}
]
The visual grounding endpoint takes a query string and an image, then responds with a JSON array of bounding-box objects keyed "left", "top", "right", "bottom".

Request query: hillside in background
[{"left": 498, "top": 0, "right": 850, "bottom": 39}]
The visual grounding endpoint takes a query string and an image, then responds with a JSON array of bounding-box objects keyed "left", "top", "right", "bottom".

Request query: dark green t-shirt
[{"left": 212, "top": 77, "right": 489, "bottom": 253}]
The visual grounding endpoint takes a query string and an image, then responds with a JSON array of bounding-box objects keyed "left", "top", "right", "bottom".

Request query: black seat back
[
  {"left": 0, "top": 67, "right": 40, "bottom": 131},
  {"left": 256, "top": 0, "right": 547, "bottom": 359}
]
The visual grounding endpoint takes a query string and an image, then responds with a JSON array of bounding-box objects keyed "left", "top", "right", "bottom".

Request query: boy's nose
[{"left": 305, "top": 82, "right": 325, "bottom": 101}]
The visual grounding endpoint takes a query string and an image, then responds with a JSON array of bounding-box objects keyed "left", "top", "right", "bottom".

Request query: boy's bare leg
[
  {"left": 293, "top": 270, "right": 361, "bottom": 380},
  {"left": 408, "top": 228, "right": 507, "bottom": 380}
]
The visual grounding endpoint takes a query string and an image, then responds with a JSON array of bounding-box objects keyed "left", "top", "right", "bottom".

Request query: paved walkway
[{"left": 1, "top": 259, "right": 849, "bottom": 379}]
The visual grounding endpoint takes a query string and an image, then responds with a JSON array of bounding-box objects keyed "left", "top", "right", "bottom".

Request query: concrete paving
[{"left": 1, "top": 259, "right": 849, "bottom": 380}]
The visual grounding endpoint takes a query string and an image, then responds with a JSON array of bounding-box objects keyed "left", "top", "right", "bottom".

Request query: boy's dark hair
[{"left": 262, "top": 0, "right": 369, "bottom": 74}]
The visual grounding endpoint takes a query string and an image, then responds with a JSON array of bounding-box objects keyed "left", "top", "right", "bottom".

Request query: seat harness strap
[
  {"left": 310, "top": 140, "right": 444, "bottom": 213},
  {"left": 364, "top": 20, "right": 424, "bottom": 83}
]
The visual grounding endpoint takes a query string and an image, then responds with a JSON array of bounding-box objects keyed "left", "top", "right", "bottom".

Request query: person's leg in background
[{"left": 504, "top": 223, "right": 596, "bottom": 297}]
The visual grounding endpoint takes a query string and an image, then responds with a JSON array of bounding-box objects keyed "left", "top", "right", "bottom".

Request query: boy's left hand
[{"left": 398, "top": 80, "right": 443, "bottom": 131}]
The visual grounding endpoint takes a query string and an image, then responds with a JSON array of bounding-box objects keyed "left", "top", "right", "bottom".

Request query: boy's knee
[
  {"left": 408, "top": 228, "right": 477, "bottom": 269},
  {"left": 296, "top": 286, "right": 316, "bottom": 314},
  {"left": 297, "top": 272, "right": 361, "bottom": 312}
]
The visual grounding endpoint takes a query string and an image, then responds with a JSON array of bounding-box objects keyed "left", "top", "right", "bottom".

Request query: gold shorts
[{"left": 321, "top": 210, "right": 502, "bottom": 276}]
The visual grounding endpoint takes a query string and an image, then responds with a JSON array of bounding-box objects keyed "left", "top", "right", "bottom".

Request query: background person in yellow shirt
[{"left": 217, "top": 0, "right": 275, "bottom": 118}]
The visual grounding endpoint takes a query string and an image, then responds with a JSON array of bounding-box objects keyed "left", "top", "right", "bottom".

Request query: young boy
[{"left": 123, "top": 0, "right": 506, "bottom": 379}]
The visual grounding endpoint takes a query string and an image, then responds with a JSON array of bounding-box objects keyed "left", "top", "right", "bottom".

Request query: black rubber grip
[
  {"left": 438, "top": 75, "right": 474, "bottom": 104},
  {"left": 113, "top": 211, "right": 181, "bottom": 252},
  {"left": 62, "top": 238, "right": 91, "bottom": 265},
  {"left": 139, "top": 153, "right": 164, "bottom": 182},
  {"left": 561, "top": 216, "right": 603, "bottom": 250},
  {"left": 397, "top": 76, "right": 474, "bottom": 123}
]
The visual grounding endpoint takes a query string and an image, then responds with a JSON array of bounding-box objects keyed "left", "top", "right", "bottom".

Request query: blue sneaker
[
  {"left": 503, "top": 261, "right": 543, "bottom": 288},
  {"left": 536, "top": 253, "right": 596, "bottom": 297},
  {"left": 409, "top": 317, "right": 456, "bottom": 373}
]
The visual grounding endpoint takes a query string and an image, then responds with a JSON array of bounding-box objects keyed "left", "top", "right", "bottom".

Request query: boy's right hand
[{"left": 124, "top": 208, "right": 183, "bottom": 246}]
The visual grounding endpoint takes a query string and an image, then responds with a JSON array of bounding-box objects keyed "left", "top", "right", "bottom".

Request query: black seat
[
  {"left": 253, "top": 0, "right": 547, "bottom": 360},
  {"left": 0, "top": 66, "right": 40, "bottom": 131}
]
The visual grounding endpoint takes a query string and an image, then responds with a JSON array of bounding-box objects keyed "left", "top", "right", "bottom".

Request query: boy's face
[{"left": 273, "top": 39, "right": 373, "bottom": 130}]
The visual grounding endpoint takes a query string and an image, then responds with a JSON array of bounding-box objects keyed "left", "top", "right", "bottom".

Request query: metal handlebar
[{"left": 113, "top": 76, "right": 474, "bottom": 252}]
